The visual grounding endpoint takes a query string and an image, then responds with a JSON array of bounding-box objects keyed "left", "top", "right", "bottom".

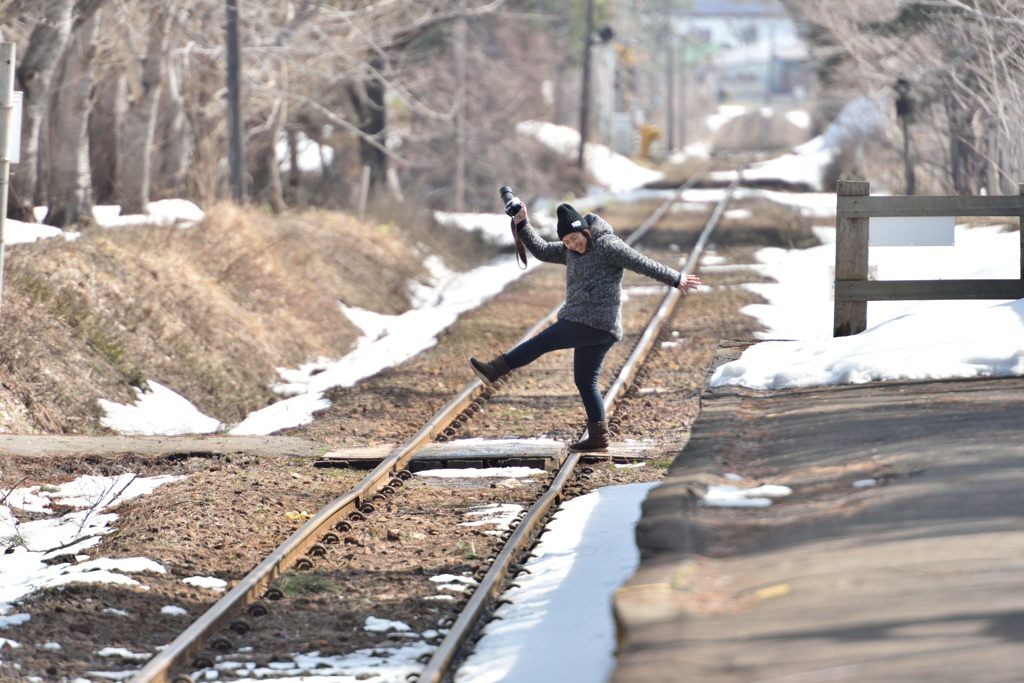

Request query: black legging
[{"left": 503, "top": 319, "right": 616, "bottom": 422}]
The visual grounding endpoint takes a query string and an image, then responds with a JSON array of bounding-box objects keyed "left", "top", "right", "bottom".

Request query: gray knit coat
[{"left": 517, "top": 213, "right": 682, "bottom": 340}]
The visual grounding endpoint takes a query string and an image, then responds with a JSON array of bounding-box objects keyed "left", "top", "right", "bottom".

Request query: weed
[
  {"left": 275, "top": 572, "right": 337, "bottom": 596},
  {"left": 456, "top": 540, "right": 478, "bottom": 560},
  {"left": 51, "top": 288, "right": 92, "bottom": 329},
  {"left": 85, "top": 322, "right": 146, "bottom": 388}
]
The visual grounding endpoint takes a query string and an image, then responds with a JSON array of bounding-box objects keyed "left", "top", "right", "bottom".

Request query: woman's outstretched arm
[{"left": 600, "top": 236, "right": 702, "bottom": 293}]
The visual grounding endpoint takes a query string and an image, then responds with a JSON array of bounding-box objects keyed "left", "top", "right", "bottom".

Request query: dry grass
[{"left": 0, "top": 205, "right": 491, "bottom": 435}]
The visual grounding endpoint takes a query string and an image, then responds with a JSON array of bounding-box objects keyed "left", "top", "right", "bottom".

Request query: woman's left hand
[{"left": 677, "top": 274, "right": 702, "bottom": 294}]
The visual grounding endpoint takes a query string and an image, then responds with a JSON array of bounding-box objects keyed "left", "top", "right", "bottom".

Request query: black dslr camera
[{"left": 499, "top": 185, "right": 523, "bottom": 217}]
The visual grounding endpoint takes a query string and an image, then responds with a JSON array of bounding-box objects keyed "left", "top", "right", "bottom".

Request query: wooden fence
[{"left": 833, "top": 180, "right": 1024, "bottom": 336}]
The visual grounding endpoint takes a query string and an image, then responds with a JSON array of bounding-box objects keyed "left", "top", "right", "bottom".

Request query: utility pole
[
  {"left": 895, "top": 79, "right": 915, "bottom": 195},
  {"left": 666, "top": 23, "right": 675, "bottom": 153},
  {"left": 0, "top": 43, "right": 15, "bottom": 323},
  {"left": 576, "top": 0, "right": 594, "bottom": 170},
  {"left": 454, "top": 0, "right": 467, "bottom": 211},
  {"left": 226, "top": 0, "right": 245, "bottom": 202}
]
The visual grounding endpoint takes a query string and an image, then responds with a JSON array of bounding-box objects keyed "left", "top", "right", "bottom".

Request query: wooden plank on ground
[
  {"left": 318, "top": 438, "right": 666, "bottom": 470},
  {"left": 0, "top": 435, "right": 323, "bottom": 458},
  {"left": 319, "top": 438, "right": 568, "bottom": 471},
  {"left": 836, "top": 279, "right": 1024, "bottom": 301}
]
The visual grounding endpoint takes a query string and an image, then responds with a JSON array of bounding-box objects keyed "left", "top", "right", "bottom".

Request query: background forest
[
  {"left": 785, "top": 0, "right": 1024, "bottom": 196},
  {"left": 1, "top": 0, "right": 1023, "bottom": 234},
  {"left": 0, "top": 0, "right": 638, "bottom": 229}
]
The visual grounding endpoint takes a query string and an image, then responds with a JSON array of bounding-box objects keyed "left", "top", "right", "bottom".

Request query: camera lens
[{"left": 499, "top": 185, "right": 522, "bottom": 217}]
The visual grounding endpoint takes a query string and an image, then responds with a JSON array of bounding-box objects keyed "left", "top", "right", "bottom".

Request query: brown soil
[{"left": 0, "top": 194, "right": 813, "bottom": 681}]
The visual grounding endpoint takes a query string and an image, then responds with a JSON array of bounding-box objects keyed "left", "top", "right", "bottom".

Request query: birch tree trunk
[
  {"left": 10, "top": 0, "right": 74, "bottom": 220},
  {"left": 251, "top": 96, "right": 287, "bottom": 213},
  {"left": 46, "top": 9, "right": 99, "bottom": 227},
  {"left": 266, "top": 96, "right": 287, "bottom": 213},
  {"left": 88, "top": 71, "right": 126, "bottom": 204},
  {"left": 115, "top": 3, "right": 176, "bottom": 214},
  {"left": 153, "top": 57, "right": 190, "bottom": 198}
]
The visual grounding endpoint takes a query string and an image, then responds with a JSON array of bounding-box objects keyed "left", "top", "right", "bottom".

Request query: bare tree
[
  {"left": 11, "top": 0, "right": 74, "bottom": 220},
  {"left": 4, "top": 0, "right": 572, "bottom": 220},
  {"left": 115, "top": 0, "right": 180, "bottom": 213},
  {"left": 46, "top": 2, "right": 104, "bottom": 226},
  {"left": 785, "top": 0, "right": 1024, "bottom": 194}
]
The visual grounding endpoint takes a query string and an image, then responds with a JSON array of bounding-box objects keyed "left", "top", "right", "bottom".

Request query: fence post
[
  {"left": 1019, "top": 183, "right": 1023, "bottom": 282},
  {"left": 0, "top": 43, "right": 15, "bottom": 325},
  {"left": 834, "top": 179, "right": 870, "bottom": 336}
]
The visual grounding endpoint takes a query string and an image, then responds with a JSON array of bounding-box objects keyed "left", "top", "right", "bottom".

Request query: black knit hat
[{"left": 556, "top": 203, "right": 586, "bottom": 240}]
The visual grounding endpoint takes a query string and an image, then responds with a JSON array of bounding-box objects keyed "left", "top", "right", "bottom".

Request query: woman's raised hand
[
  {"left": 677, "top": 274, "right": 702, "bottom": 294},
  {"left": 513, "top": 204, "right": 528, "bottom": 226}
]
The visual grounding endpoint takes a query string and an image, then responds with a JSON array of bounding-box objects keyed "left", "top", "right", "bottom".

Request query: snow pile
[
  {"left": 712, "top": 224, "right": 1024, "bottom": 390},
  {"left": 456, "top": 483, "right": 655, "bottom": 683},
  {"left": 701, "top": 483, "right": 793, "bottom": 508},
  {"left": 416, "top": 466, "right": 543, "bottom": 479},
  {"left": 785, "top": 110, "right": 812, "bottom": 130},
  {"left": 712, "top": 98, "right": 884, "bottom": 191},
  {"left": 516, "top": 120, "right": 662, "bottom": 192},
  {"left": 3, "top": 199, "right": 204, "bottom": 246},
  {"left": 1, "top": 220, "right": 78, "bottom": 245},
  {"left": 432, "top": 208, "right": 559, "bottom": 247},
  {"left": 0, "top": 474, "right": 181, "bottom": 605},
  {"left": 92, "top": 199, "right": 205, "bottom": 229},
  {"left": 738, "top": 134, "right": 835, "bottom": 190},
  {"left": 432, "top": 211, "right": 516, "bottom": 246},
  {"left": 706, "top": 105, "right": 748, "bottom": 132},
  {"left": 99, "top": 381, "right": 220, "bottom": 436}
]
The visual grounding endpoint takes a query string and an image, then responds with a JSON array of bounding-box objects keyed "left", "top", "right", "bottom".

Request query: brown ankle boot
[
  {"left": 569, "top": 420, "right": 609, "bottom": 452},
  {"left": 469, "top": 354, "right": 511, "bottom": 386}
]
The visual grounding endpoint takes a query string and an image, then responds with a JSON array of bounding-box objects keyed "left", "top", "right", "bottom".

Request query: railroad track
[{"left": 132, "top": 170, "right": 741, "bottom": 683}]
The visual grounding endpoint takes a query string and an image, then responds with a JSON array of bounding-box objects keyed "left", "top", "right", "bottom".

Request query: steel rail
[
  {"left": 417, "top": 174, "right": 741, "bottom": 683},
  {"left": 132, "top": 175, "right": 716, "bottom": 683},
  {"left": 623, "top": 165, "right": 708, "bottom": 246},
  {"left": 603, "top": 173, "right": 741, "bottom": 413}
]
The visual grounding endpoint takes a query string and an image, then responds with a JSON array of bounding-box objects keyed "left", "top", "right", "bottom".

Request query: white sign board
[
  {"left": 8, "top": 91, "right": 21, "bottom": 164},
  {"left": 869, "top": 215, "right": 954, "bottom": 247}
]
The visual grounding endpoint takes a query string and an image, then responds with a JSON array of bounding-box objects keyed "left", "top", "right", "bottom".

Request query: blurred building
[
  {"left": 594, "top": 0, "right": 811, "bottom": 157},
  {"left": 675, "top": 0, "right": 810, "bottom": 104}
]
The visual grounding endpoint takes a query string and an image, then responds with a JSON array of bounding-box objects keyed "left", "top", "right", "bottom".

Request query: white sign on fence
[{"left": 869, "top": 215, "right": 954, "bottom": 247}]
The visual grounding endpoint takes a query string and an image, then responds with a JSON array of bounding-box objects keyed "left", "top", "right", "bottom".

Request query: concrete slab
[
  {"left": 0, "top": 434, "right": 322, "bottom": 458},
  {"left": 613, "top": 375, "right": 1024, "bottom": 682}
]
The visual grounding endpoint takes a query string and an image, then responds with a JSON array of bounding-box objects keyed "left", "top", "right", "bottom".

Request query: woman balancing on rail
[{"left": 469, "top": 195, "right": 701, "bottom": 452}]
